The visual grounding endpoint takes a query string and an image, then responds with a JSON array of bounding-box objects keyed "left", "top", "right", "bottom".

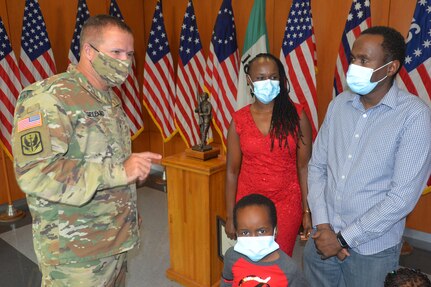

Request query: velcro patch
[
  {"left": 20, "top": 131, "right": 44, "bottom": 156},
  {"left": 17, "top": 113, "right": 42, "bottom": 132}
]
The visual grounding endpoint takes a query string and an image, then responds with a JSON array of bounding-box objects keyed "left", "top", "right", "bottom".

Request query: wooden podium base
[
  {"left": 163, "top": 152, "right": 226, "bottom": 287},
  {"left": 185, "top": 147, "right": 220, "bottom": 161}
]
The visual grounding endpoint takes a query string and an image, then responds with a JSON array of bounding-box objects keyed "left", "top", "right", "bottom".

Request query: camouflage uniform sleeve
[{"left": 12, "top": 89, "right": 128, "bottom": 207}]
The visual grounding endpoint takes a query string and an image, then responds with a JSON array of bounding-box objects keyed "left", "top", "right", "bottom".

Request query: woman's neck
[{"left": 250, "top": 101, "right": 274, "bottom": 113}]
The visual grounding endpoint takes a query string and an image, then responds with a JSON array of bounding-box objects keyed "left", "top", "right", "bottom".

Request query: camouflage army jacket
[{"left": 12, "top": 65, "right": 139, "bottom": 265}]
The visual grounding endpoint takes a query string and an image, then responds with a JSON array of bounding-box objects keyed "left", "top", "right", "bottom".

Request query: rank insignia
[{"left": 21, "top": 131, "right": 43, "bottom": 156}]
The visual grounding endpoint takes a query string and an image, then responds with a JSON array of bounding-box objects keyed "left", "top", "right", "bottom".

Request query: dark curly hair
[
  {"left": 384, "top": 268, "right": 431, "bottom": 287},
  {"left": 233, "top": 194, "right": 277, "bottom": 230},
  {"left": 244, "top": 53, "right": 300, "bottom": 151},
  {"left": 361, "top": 26, "right": 406, "bottom": 76}
]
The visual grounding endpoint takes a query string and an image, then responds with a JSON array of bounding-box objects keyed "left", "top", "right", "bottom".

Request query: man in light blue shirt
[{"left": 304, "top": 26, "right": 431, "bottom": 287}]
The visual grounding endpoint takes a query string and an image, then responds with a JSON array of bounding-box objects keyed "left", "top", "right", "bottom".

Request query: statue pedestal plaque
[{"left": 185, "top": 146, "right": 220, "bottom": 161}]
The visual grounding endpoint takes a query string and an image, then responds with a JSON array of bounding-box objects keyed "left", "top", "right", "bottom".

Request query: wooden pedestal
[
  {"left": 185, "top": 147, "right": 220, "bottom": 161},
  {"left": 162, "top": 152, "right": 226, "bottom": 287}
]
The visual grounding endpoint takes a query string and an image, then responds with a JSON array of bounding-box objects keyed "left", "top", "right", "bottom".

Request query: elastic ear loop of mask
[
  {"left": 285, "top": 77, "right": 291, "bottom": 95},
  {"left": 246, "top": 74, "right": 255, "bottom": 96}
]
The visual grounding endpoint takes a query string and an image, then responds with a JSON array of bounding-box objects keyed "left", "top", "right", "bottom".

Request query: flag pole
[{"left": 0, "top": 149, "right": 25, "bottom": 222}]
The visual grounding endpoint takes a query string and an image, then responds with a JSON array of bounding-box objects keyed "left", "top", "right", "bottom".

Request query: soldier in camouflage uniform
[{"left": 11, "top": 15, "right": 161, "bottom": 287}]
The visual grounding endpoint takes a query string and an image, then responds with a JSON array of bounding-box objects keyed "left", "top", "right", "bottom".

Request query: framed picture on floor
[{"left": 217, "top": 216, "right": 236, "bottom": 260}]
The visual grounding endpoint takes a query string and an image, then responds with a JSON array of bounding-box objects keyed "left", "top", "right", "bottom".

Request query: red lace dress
[{"left": 233, "top": 105, "right": 303, "bottom": 256}]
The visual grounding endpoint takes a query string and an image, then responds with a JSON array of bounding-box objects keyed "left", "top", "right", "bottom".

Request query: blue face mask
[
  {"left": 250, "top": 79, "right": 280, "bottom": 104},
  {"left": 346, "top": 61, "right": 392, "bottom": 95},
  {"left": 234, "top": 235, "right": 279, "bottom": 261}
]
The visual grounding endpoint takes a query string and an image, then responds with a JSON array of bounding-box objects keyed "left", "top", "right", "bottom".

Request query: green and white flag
[{"left": 237, "top": 0, "right": 269, "bottom": 110}]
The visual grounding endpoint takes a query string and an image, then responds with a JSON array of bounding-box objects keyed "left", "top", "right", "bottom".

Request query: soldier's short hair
[{"left": 80, "top": 14, "right": 133, "bottom": 50}]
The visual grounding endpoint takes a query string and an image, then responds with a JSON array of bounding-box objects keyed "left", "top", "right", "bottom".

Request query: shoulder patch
[
  {"left": 17, "top": 113, "right": 42, "bottom": 132},
  {"left": 21, "top": 131, "right": 44, "bottom": 156}
]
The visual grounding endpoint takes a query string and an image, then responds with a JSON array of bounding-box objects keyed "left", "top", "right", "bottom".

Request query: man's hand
[
  {"left": 336, "top": 248, "right": 350, "bottom": 261},
  {"left": 312, "top": 224, "right": 343, "bottom": 259},
  {"left": 124, "top": 152, "right": 162, "bottom": 184}
]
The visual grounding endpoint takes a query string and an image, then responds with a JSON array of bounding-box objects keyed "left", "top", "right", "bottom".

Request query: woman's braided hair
[{"left": 244, "top": 53, "right": 301, "bottom": 151}]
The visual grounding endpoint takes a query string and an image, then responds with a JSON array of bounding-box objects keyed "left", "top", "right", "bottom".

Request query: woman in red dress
[{"left": 225, "top": 53, "right": 312, "bottom": 256}]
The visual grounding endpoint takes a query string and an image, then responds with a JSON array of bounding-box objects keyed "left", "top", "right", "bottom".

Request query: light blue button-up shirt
[{"left": 308, "top": 83, "right": 431, "bottom": 255}]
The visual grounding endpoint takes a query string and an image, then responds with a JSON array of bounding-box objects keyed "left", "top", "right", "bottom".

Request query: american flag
[
  {"left": 204, "top": 0, "right": 239, "bottom": 148},
  {"left": 19, "top": 0, "right": 56, "bottom": 87},
  {"left": 110, "top": 0, "right": 144, "bottom": 139},
  {"left": 397, "top": 0, "right": 431, "bottom": 195},
  {"left": 0, "top": 18, "right": 21, "bottom": 159},
  {"left": 68, "top": 0, "right": 90, "bottom": 64},
  {"left": 397, "top": 0, "right": 431, "bottom": 107},
  {"left": 143, "top": 0, "right": 177, "bottom": 141},
  {"left": 280, "top": 0, "right": 318, "bottom": 139},
  {"left": 175, "top": 0, "right": 207, "bottom": 147},
  {"left": 17, "top": 114, "right": 42, "bottom": 132},
  {"left": 333, "top": 0, "right": 371, "bottom": 97}
]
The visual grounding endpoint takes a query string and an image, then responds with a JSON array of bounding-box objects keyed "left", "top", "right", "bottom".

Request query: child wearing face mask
[{"left": 220, "top": 194, "right": 309, "bottom": 287}]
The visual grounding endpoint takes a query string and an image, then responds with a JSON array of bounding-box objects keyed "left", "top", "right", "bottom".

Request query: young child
[
  {"left": 384, "top": 268, "right": 431, "bottom": 287},
  {"left": 221, "top": 194, "right": 308, "bottom": 287}
]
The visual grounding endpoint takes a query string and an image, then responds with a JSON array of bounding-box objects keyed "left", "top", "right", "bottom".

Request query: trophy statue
[
  {"left": 185, "top": 92, "right": 220, "bottom": 160},
  {"left": 192, "top": 92, "right": 212, "bottom": 151}
]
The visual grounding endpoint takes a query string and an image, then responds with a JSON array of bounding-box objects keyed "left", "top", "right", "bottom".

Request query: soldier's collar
[{"left": 67, "top": 64, "right": 115, "bottom": 105}]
